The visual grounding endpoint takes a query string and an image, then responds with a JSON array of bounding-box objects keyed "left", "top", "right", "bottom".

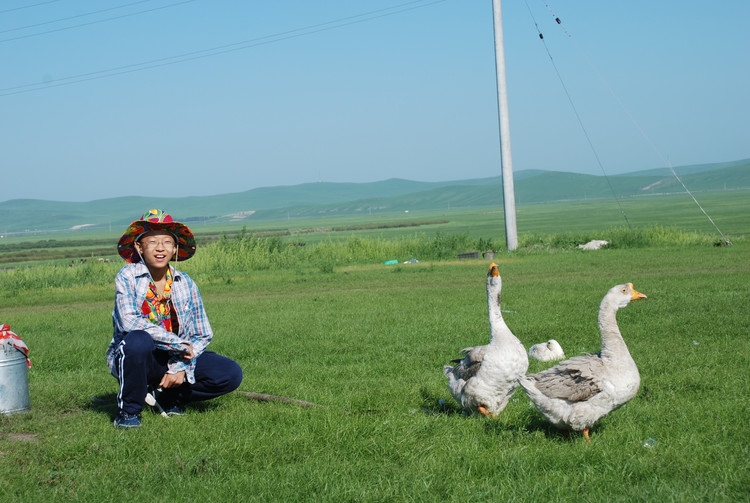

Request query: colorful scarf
[{"left": 141, "top": 269, "right": 176, "bottom": 333}]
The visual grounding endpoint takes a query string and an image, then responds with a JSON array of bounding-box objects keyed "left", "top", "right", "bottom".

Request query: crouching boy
[{"left": 107, "top": 209, "right": 242, "bottom": 428}]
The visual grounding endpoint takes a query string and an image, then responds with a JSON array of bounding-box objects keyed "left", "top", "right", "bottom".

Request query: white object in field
[
  {"left": 578, "top": 240, "right": 609, "bottom": 250},
  {"left": 528, "top": 339, "right": 565, "bottom": 362}
]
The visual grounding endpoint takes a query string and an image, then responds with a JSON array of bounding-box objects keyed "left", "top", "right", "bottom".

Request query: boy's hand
[
  {"left": 180, "top": 343, "right": 195, "bottom": 360},
  {"left": 160, "top": 371, "right": 186, "bottom": 389}
]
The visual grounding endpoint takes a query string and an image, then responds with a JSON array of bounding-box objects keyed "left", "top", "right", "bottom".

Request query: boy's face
[{"left": 134, "top": 230, "right": 176, "bottom": 271}]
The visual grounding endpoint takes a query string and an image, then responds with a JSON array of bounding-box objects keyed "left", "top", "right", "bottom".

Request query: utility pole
[{"left": 492, "top": 0, "right": 518, "bottom": 250}]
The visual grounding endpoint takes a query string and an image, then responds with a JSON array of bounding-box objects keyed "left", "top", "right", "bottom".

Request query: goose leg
[
  {"left": 477, "top": 406, "right": 497, "bottom": 418},
  {"left": 583, "top": 428, "right": 590, "bottom": 442}
]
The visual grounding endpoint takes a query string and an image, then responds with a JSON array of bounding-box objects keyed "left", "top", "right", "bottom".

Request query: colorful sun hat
[{"left": 117, "top": 209, "right": 196, "bottom": 263}]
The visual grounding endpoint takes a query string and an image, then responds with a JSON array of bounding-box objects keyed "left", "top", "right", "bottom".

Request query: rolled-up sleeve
[{"left": 168, "top": 272, "right": 213, "bottom": 383}]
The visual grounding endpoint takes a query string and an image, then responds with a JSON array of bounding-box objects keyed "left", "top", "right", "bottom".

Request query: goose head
[
  {"left": 606, "top": 282, "right": 647, "bottom": 310},
  {"left": 545, "top": 339, "right": 564, "bottom": 356},
  {"left": 486, "top": 263, "right": 502, "bottom": 305},
  {"left": 487, "top": 262, "right": 501, "bottom": 289}
]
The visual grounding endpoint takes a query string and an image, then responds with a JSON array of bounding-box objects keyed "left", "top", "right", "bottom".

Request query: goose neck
[
  {"left": 598, "top": 299, "right": 630, "bottom": 359},
  {"left": 489, "top": 314, "right": 515, "bottom": 343}
]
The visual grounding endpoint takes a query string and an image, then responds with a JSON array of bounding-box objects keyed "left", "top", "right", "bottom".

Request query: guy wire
[
  {"left": 541, "top": 0, "right": 731, "bottom": 245},
  {"left": 523, "top": 0, "right": 631, "bottom": 228}
]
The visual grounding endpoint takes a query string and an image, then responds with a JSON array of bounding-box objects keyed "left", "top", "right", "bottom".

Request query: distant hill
[
  {"left": 616, "top": 158, "right": 748, "bottom": 177},
  {"left": 0, "top": 158, "right": 747, "bottom": 234},
  {"left": 251, "top": 161, "right": 750, "bottom": 220}
]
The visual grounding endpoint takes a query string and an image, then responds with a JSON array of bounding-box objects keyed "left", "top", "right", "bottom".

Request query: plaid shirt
[{"left": 107, "top": 262, "right": 212, "bottom": 383}]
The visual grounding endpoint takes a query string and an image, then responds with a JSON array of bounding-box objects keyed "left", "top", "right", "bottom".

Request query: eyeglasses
[{"left": 139, "top": 239, "right": 176, "bottom": 249}]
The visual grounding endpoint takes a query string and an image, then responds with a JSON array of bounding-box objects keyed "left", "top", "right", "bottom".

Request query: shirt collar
[{"left": 133, "top": 261, "right": 182, "bottom": 281}]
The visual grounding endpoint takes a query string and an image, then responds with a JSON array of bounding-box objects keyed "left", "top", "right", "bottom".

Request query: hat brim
[{"left": 117, "top": 220, "right": 196, "bottom": 263}]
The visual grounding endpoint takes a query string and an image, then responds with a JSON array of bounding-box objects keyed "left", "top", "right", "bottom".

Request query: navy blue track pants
[{"left": 113, "top": 330, "right": 243, "bottom": 415}]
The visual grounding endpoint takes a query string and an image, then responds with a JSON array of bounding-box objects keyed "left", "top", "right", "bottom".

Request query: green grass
[
  {"left": 0, "top": 235, "right": 748, "bottom": 501},
  {"left": 2, "top": 190, "right": 747, "bottom": 270}
]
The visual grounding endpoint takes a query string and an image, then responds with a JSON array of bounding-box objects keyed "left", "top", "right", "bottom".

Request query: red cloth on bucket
[{"left": 0, "top": 324, "right": 31, "bottom": 368}]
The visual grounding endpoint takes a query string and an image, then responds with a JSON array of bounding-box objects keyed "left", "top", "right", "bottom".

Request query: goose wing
[
  {"left": 529, "top": 355, "right": 605, "bottom": 402},
  {"left": 448, "top": 345, "right": 488, "bottom": 381}
]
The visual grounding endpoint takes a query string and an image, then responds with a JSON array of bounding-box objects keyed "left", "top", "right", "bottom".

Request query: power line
[
  {"left": 0, "top": 0, "right": 60, "bottom": 15},
  {"left": 0, "top": 0, "right": 446, "bottom": 97},
  {"left": 0, "top": 0, "right": 197, "bottom": 42},
  {"left": 0, "top": 0, "right": 154, "bottom": 34}
]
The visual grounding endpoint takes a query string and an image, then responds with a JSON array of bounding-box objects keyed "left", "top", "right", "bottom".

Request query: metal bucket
[{"left": 0, "top": 342, "right": 30, "bottom": 415}]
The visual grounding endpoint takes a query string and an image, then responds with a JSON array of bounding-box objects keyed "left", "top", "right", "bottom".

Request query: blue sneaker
[
  {"left": 164, "top": 405, "right": 185, "bottom": 416},
  {"left": 114, "top": 412, "right": 141, "bottom": 429}
]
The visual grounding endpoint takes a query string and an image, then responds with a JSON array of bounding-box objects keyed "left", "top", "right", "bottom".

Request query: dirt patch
[{"left": 1, "top": 433, "right": 38, "bottom": 442}]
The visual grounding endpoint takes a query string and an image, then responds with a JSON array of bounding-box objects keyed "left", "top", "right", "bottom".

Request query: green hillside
[
  {"left": 617, "top": 158, "right": 749, "bottom": 177},
  {"left": 249, "top": 161, "right": 750, "bottom": 220},
  {"left": 0, "top": 178, "right": 477, "bottom": 233},
  {"left": 0, "top": 159, "right": 747, "bottom": 234}
]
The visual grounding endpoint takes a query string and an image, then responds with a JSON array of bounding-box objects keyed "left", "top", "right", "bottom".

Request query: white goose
[
  {"left": 444, "top": 263, "right": 528, "bottom": 417},
  {"left": 528, "top": 339, "right": 565, "bottom": 362},
  {"left": 518, "top": 283, "right": 647, "bottom": 440}
]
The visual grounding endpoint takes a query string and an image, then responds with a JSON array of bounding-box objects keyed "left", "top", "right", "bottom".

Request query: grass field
[
  {"left": 1, "top": 231, "right": 748, "bottom": 500},
  {"left": 1, "top": 190, "right": 746, "bottom": 269}
]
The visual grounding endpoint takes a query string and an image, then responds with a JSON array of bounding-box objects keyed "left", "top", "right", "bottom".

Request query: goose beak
[
  {"left": 489, "top": 263, "right": 499, "bottom": 277},
  {"left": 628, "top": 283, "right": 647, "bottom": 300}
]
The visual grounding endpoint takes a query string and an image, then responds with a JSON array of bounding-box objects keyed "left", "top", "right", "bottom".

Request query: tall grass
[
  {"left": 0, "top": 225, "right": 735, "bottom": 296},
  {"left": 519, "top": 224, "right": 720, "bottom": 250},
  {"left": 147, "top": 231, "right": 485, "bottom": 278}
]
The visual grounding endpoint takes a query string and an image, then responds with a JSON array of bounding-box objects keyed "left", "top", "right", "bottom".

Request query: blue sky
[{"left": 2, "top": 0, "right": 748, "bottom": 202}]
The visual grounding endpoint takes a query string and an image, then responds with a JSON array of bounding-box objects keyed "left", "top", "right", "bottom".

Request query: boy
[{"left": 107, "top": 209, "right": 242, "bottom": 428}]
